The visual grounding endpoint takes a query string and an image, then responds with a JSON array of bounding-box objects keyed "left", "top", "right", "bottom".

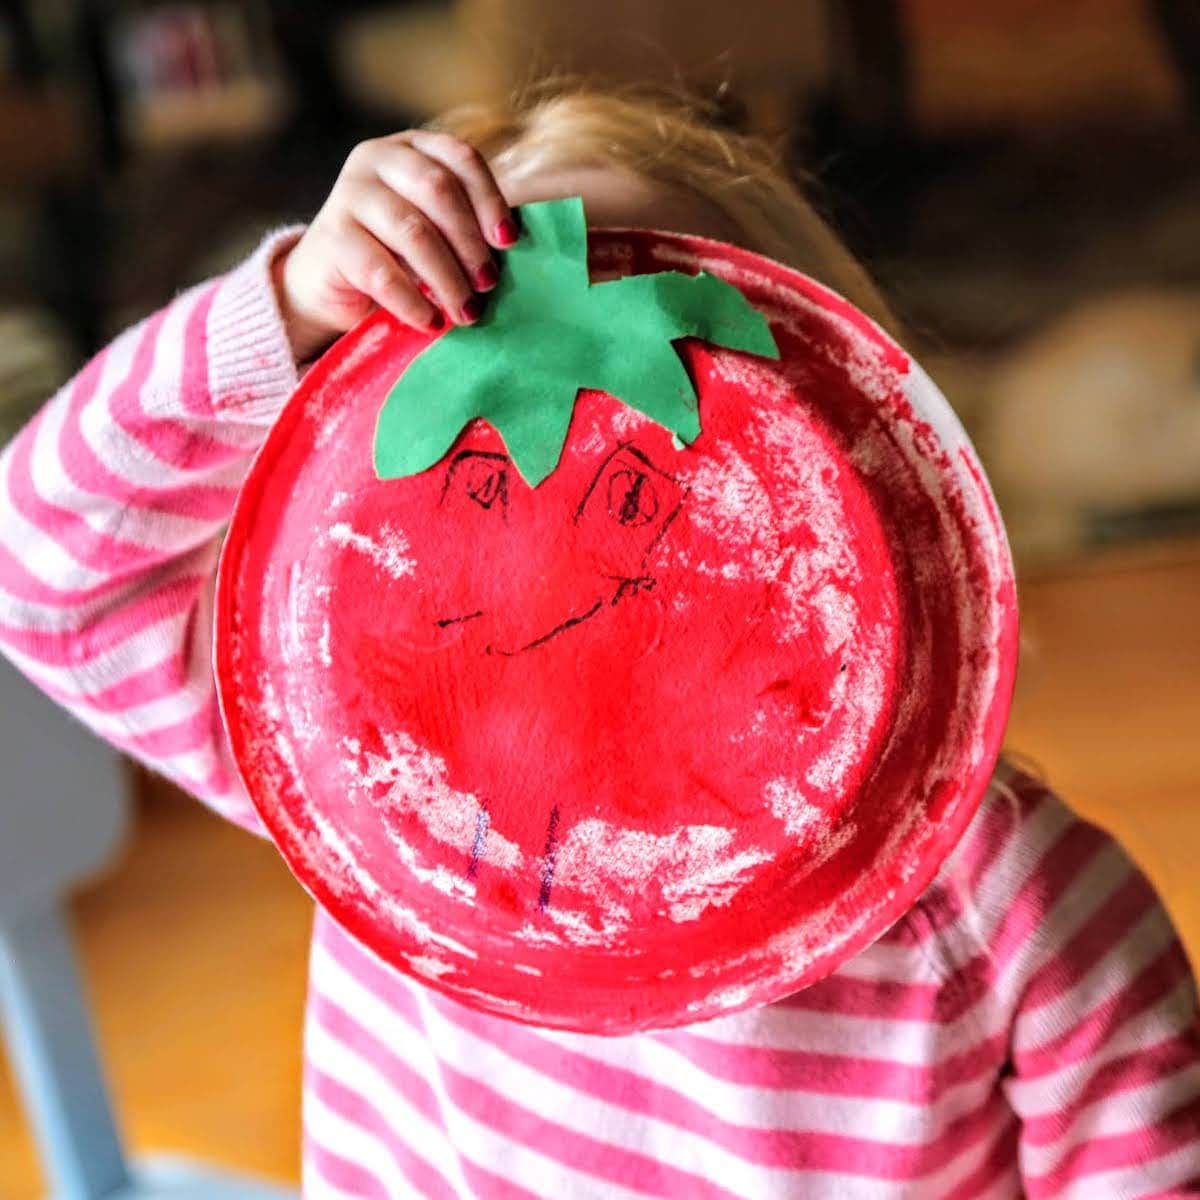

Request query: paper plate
[{"left": 214, "top": 229, "right": 1018, "bottom": 1034}]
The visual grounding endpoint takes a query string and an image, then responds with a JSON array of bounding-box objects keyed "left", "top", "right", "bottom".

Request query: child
[{"left": 1, "top": 86, "right": 1198, "bottom": 1198}]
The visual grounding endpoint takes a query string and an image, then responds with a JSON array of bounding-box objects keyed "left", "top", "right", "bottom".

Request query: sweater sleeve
[
  {"left": 994, "top": 783, "right": 1200, "bottom": 1197},
  {"left": 0, "top": 228, "right": 305, "bottom": 835}
]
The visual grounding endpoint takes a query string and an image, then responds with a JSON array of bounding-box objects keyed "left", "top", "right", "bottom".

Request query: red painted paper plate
[{"left": 214, "top": 228, "right": 1018, "bottom": 1034}]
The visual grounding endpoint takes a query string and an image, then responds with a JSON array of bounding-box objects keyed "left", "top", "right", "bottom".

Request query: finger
[
  {"left": 405, "top": 130, "right": 518, "bottom": 251},
  {"left": 370, "top": 138, "right": 501, "bottom": 291},
  {"left": 353, "top": 182, "right": 482, "bottom": 325},
  {"left": 338, "top": 221, "right": 442, "bottom": 332}
]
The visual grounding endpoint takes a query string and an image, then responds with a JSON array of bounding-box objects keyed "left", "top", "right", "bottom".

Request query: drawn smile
[{"left": 436, "top": 574, "right": 657, "bottom": 657}]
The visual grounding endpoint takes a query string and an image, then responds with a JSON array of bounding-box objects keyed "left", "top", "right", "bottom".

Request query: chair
[{"left": 0, "top": 656, "right": 294, "bottom": 1199}]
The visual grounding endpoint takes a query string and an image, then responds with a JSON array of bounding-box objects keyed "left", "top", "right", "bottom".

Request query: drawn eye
[
  {"left": 464, "top": 458, "right": 506, "bottom": 509},
  {"left": 440, "top": 450, "right": 510, "bottom": 517},
  {"left": 606, "top": 467, "right": 660, "bottom": 527},
  {"left": 574, "top": 442, "right": 688, "bottom": 569}
]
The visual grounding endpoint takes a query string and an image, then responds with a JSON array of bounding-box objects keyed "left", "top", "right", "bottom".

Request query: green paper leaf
[{"left": 373, "top": 196, "right": 780, "bottom": 488}]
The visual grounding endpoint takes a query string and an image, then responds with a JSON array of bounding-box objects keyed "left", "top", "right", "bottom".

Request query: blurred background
[{"left": 1, "top": 0, "right": 1198, "bottom": 1192}]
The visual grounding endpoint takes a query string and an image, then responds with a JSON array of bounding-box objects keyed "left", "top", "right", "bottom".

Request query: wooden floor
[{"left": 2, "top": 537, "right": 1199, "bottom": 1196}]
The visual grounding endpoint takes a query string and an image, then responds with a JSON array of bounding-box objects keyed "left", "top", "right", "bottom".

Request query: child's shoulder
[
  {"left": 906, "top": 761, "right": 1161, "bottom": 984},
  {"left": 937, "top": 759, "right": 1092, "bottom": 891}
]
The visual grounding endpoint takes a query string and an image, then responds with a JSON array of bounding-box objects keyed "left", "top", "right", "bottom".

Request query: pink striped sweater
[{"left": 1, "top": 231, "right": 1198, "bottom": 1198}]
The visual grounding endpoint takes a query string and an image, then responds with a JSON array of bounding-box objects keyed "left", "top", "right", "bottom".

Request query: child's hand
[{"left": 274, "top": 131, "right": 520, "bottom": 362}]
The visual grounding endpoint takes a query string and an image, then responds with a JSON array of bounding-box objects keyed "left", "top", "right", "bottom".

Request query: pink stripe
[
  {"left": 312, "top": 991, "right": 443, "bottom": 1128},
  {"left": 317, "top": 971, "right": 748, "bottom": 1200},
  {"left": 112, "top": 695, "right": 220, "bottom": 758},
  {"left": 435, "top": 1052, "right": 749, "bottom": 1200},
  {"left": 0, "top": 541, "right": 134, "bottom": 608},
  {"left": 957, "top": 774, "right": 1030, "bottom": 890},
  {"left": 201, "top": 758, "right": 240, "bottom": 806},
  {"left": 447, "top": 984, "right": 1012, "bottom": 1181},
  {"left": 438, "top": 981, "right": 1007, "bottom": 1179},
  {"left": 1021, "top": 1035, "right": 1200, "bottom": 1147},
  {"left": 107, "top": 303, "right": 245, "bottom": 471},
  {"left": 904, "top": 779, "right": 1044, "bottom": 943},
  {"left": 6, "top": 417, "right": 183, "bottom": 579},
  {"left": 55, "top": 324, "right": 240, "bottom": 523},
  {"left": 0, "top": 574, "right": 201, "bottom": 666},
  {"left": 305, "top": 1140, "right": 393, "bottom": 1200},
  {"left": 655, "top": 1023, "right": 1004, "bottom": 1101},
  {"left": 939, "top": 1116, "right": 1021, "bottom": 1200},
  {"left": 308, "top": 1066, "right": 459, "bottom": 1200},
  {"left": 29, "top": 651, "right": 194, "bottom": 714},
  {"left": 1024, "top": 1094, "right": 1200, "bottom": 1198},
  {"left": 320, "top": 916, "right": 1006, "bottom": 1108},
  {"left": 778, "top": 952, "right": 990, "bottom": 1023},
  {"left": 988, "top": 818, "right": 1111, "bottom": 973},
  {"left": 1019, "top": 867, "right": 1157, "bottom": 1012},
  {"left": 319, "top": 921, "right": 1007, "bottom": 1183},
  {"left": 1015, "top": 941, "right": 1195, "bottom": 1079},
  {"left": 310, "top": 1051, "right": 543, "bottom": 1200}
]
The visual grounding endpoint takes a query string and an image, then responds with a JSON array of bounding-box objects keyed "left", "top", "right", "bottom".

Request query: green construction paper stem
[{"left": 374, "top": 196, "right": 780, "bottom": 488}]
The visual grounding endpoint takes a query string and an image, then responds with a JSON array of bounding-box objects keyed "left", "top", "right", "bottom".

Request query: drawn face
[{"left": 435, "top": 440, "right": 687, "bottom": 657}]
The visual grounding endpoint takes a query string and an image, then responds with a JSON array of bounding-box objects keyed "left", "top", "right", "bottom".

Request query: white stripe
[
  {"left": 622, "top": 1021, "right": 991, "bottom": 1137},
  {"left": 305, "top": 1089, "right": 452, "bottom": 1200},
  {"left": 1012, "top": 894, "right": 1178, "bottom": 1058},
  {"left": 69, "top": 291, "right": 258, "bottom": 483},
  {"left": 1057, "top": 1136, "right": 1200, "bottom": 1199},
  {"left": 303, "top": 1158, "right": 376, "bottom": 1200},
  {"left": 86, "top": 379, "right": 255, "bottom": 485},
  {"left": 1004, "top": 976, "right": 1199, "bottom": 1112},
  {"left": 3, "top": 566, "right": 217, "bottom": 739},
  {"left": 0, "top": 602, "right": 193, "bottom": 689},
  {"left": 0, "top": 433, "right": 114, "bottom": 592},
  {"left": 696, "top": 979, "right": 999, "bottom": 1066},
  {"left": 417, "top": 992, "right": 822, "bottom": 1196},
  {"left": 311, "top": 944, "right": 655, "bottom": 1200},
  {"left": 825, "top": 936, "right": 942, "bottom": 984},
  {"left": 332, "top": 938, "right": 997, "bottom": 1185},
  {"left": 1020, "top": 1062, "right": 1200, "bottom": 1178},
  {"left": 306, "top": 1015, "right": 467, "bottom": 1196},
  {"left": 967, "top": 791, "right": 1077, "bottom": 947},
  {"left": 33, "top": 366, "right": 236, "bottom": 555},
  {"left": 318, "top": 941, "right": 1016, "bottom": 1200},
  {"left": 0, "top": 537, "right": 216, "bottom": 635},
  {"left": 902, "top": 1100, "right": 1022, "bottom": 1200}
]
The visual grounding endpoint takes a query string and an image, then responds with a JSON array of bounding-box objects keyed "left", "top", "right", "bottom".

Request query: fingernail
[
  {"left": 460, "top": 295, "right": 484, "bottom": 324},
  {"left": 426, "top": 310, "right": 445, "bottom": 331},
  {"left": 495, "top": 218, "right": 519, "bottom": 247},
  {"left": 473, "top": 261, "right": 499, "bottom": 291}
]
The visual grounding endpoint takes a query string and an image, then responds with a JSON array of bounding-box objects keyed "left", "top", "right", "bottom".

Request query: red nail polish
[
  {"left": 460, "top": 296, "right": 484, "bottom": 324},
  {"left": 495, "top": 218, "right": 519, "bottom": 247},
  {"left": 474, "top": 261, "right": 499, "bottom": 291}
]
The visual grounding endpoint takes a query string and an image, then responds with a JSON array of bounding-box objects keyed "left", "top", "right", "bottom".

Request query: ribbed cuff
[{"left": 207, "top": 225, "right": 306, "bottom": 424}]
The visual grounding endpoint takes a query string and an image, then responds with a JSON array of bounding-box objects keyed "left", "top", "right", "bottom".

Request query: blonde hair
[{"left": 430, "top": 83, "right": 895, "bottom": 331}]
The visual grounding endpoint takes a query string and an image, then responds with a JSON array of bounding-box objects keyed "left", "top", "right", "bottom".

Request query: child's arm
[
  {"left": 0, "top": 235, "right": 302, "bottom": 832},
  {"left": 0, "top": 132, "right": 516, "bottom": 833},
  {"left": 997, "top": 786, "right": 1200, "bottom": 1195}
]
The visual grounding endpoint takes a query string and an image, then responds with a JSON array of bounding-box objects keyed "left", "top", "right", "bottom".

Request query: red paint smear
[{"left": 215, "top": 230, "right": 1018, "bottom": 1033}]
